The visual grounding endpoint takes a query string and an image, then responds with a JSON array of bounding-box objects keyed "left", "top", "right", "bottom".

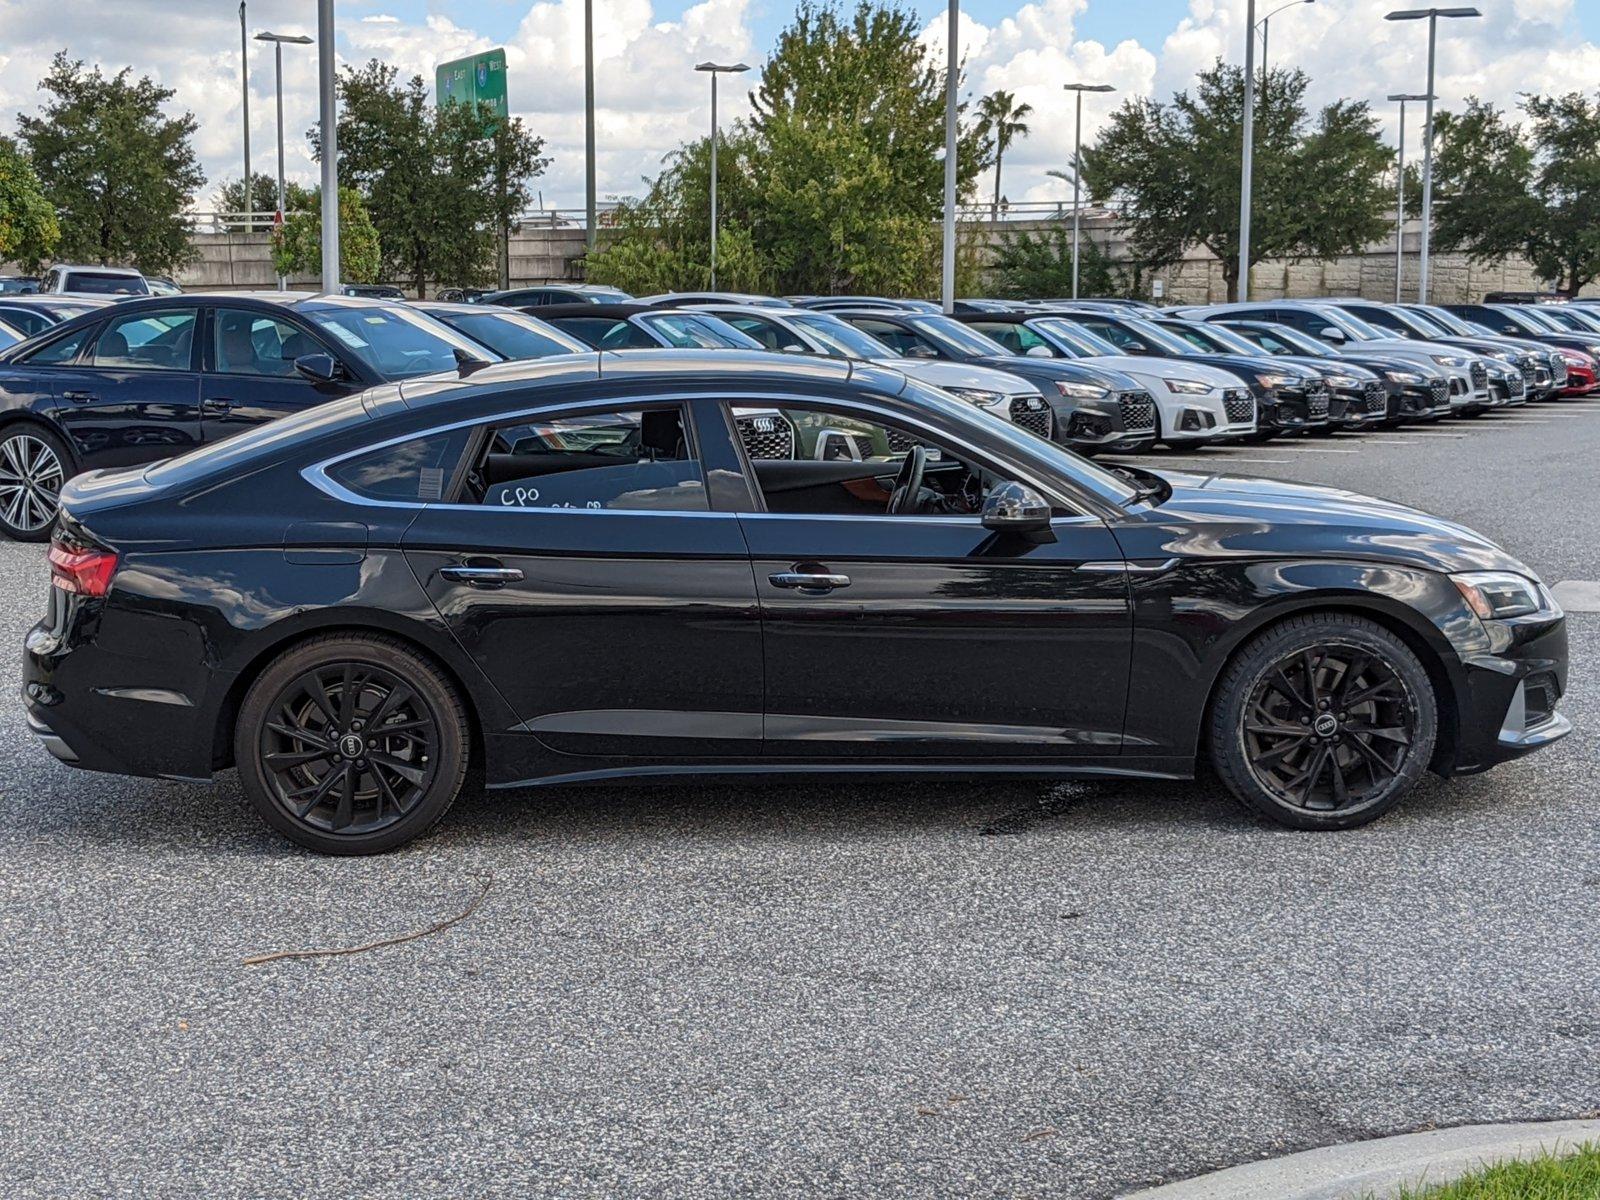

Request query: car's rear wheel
[
  {"left": 0, "top": 423, "right": 69, "bottom": 542},
  {"left": 1208, "top": 613, "right": 1438, "bottom": 830},
  {"left": 235, "top": 634, "right": 470, "bottom": 854}
]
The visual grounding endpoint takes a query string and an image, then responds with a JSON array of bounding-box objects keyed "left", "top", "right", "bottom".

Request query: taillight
[{"left": 48, "top": 539, "right": 118, "bottom": 597}]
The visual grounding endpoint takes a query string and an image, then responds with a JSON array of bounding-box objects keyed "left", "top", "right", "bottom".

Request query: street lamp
[
  {"left": 1385, "top": 6, "right": 1481, "bottom": 302},
  {"left": 1387, "top": 92, "right": 1433, "bottom": 303},
  {"left": 1062, "top": 83, "right": 1115, "bottom": 300},
  {"left": 239, "top": 2, "right": 251, "bottom": 224},
  {"left": 585, "top": 0, "right": 596, "bottom": 252},
  {"left": 256, "top": 30, "right": 314, "bottom": 290},
  {"left": 1257, "top": 0, "right": 1314, "bottom": 89},
  {"left": 694, "top": 62, "right": 750, "bottom": 292},
  {"left": 1239, "top": 0, "right": 1257, "bottom": 301},
  {"left": 940, "top": 0, "right": 958, "bottom": 314},
  {"left": 317, "top": 0, "right": 339, "bottom": 292}
]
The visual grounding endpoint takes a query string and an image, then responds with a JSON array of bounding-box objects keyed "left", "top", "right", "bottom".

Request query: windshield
[
  {"left": 1553, "top": 307, "right": 1600, "bottom": 333},
  {"left": 1394, "top": 308, "right": 1450, "bottom": 337},
  {"left": 1163, "top": 320, "right": 1263, "bottom": 356},
  {"left": 640, "top": 312, "right": 764, "bottom": 349},
  {"left": 66, "top": 272, "right": 148, "bottom": 296},
  {"left": 1031, "top": 318, "right": 1123, "bottom": 357},
  {"left": 434, "top": 309, "right": 589, "bottom": 359},
  {"left": 1234, "top": 322, "right": 1334, "bottom": 358},
  {"left": 790, "top": 313, "right": 895, "bottom": 358},
  {"left": 308, "top": 302, "right": 495, "bottom": 379},
  {"left": 1411, "top": 305, "right": 1478, "bottom": 337},
  {"left": 1079, "top": 314, "right": 1196, "bottom": 355},
  {"left": 1509, "top": 306, "right": 1564, "bottom": 332},
  {"left": 905, "top": 315, "right": 1012, "bottom": 357},
  {"left": 1487, "top": 305, "right": 1544, "bottom": 334}
]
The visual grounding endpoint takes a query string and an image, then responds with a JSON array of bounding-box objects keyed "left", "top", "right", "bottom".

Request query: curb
[{"left": 1119, "top": 1119, "right": 1600, "bottom": 1200}]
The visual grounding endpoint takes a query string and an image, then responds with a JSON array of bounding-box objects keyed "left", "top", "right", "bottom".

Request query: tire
[
  {"left": 0, "top": 422, "right": 70, "bottom": 542},
  {"left": 1207, "top": 613, "right": 1438, "bottom": 831},
  {"left": 234, "top": 633, "right": 470, "bottom": 855}
]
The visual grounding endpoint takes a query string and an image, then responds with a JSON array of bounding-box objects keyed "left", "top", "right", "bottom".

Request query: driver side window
[{"left": 731, "top": 403, "right": 991, "bottom": 519}]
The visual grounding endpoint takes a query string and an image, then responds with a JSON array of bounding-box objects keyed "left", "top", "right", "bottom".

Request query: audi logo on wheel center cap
[
  {"left": 339, "top": 733, "right": 365, "bottom": 759},
  {"left": 1312, "top": 714, "right": 1338, "bottom": 737}
]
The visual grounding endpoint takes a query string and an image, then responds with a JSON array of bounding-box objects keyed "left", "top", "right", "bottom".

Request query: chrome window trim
[{"left": 303, "top": 388, "right": 1102, "bottom": 518}]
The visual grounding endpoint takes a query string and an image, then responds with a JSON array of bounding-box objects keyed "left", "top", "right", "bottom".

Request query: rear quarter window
[{"left": 325, "top": 428, "right": 473, "bottom": 502}]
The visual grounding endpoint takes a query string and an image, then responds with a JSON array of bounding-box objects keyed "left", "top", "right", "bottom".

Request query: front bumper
[
  {"left": 1447, "top": 612, "right": 1570, "bottom": 775},
  {"left": 1388, "top": 377, "right": 1454, "bottom": 421},
  {"left": 1050, "top": 390, "right": 1160, "bottom": 451},
  {"left": 1326, "top": 381, "right": 1388, "bottom": 428},
  {"left": 1156, "top": 387, "right": 1254, "bottom": 443},
  {"left": 1258, "top": 384, "right": 1331, "bottom": 432}
]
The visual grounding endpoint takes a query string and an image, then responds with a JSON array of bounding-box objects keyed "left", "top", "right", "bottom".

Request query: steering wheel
[{"left": 886, "top": 445, "right": 928, "bottom": 515}]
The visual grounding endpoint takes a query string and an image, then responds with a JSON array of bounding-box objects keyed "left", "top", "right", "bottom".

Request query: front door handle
[
  {"left": 62, "top": 390, "right": 96, "bottom": 404},
  {"left": 202, "top": 397, "right": 234, "bottom": 415},
  {"left": 439, "top": 564, "right": 525, "bottom": 588},
  {"left": 769, "top": 570, "right": 851, "bottom": 592}
]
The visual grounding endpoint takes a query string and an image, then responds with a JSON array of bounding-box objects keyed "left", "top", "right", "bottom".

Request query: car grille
[
  {"left": 1551, "top": 354, "right": 1569, "bottom": 386},
  {"left": 1470, "top": 361, "right": 1487, "bottom": 391},
  {"left": 736, "top": 413, "right": 795, "bottom": 459},
  {"left": 1223, "top": 389, "right": 1255, "bottom": 424},
  {"left": 1428, "top": 378, "right": 1450, "bottom": 407},
  {"left": 1362, "top": 380, "right": 1386, "bottom": 413},
  {"left": 882, "top": 426, "right": 917, "bottom": 454},
  {"left": 1506, "top": 372, "right": 1526, "bottom": 397},
  {"left": 1305, "top": 381, "right": 1330, "bottom": 418},
  {"left": 1519, "top": 353, "right": 1543, "bottom": 382},
  {"left": 1007, "top": 395, "right": 1053, "bottom": 439},
  {"left": 1118, "top": 391, "right": 1158, "bottom": 432}
]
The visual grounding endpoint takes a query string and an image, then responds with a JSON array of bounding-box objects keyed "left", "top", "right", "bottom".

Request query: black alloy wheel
[
  {"left": 1209, "top": 614, "right": 1437, "bottom": 830},
  {"left": 0, "top": 424, "right": 68, "bottom": 542},
  {"left": 236, "top": 634, "right": 469, "bottom": 854}
]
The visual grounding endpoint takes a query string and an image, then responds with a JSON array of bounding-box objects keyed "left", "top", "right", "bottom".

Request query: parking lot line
[
  {"left": 1278, "top": 446, "right": 1360, "bottom": 454},
  {"left": 1552, "top": 581, "right": 1600, "bottom": 613},
  {"left": 1362, "top": 439, "right": 1416, "bottom": 445}
]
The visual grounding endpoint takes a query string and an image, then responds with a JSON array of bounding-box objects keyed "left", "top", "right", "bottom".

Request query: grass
[{"left": 1367, "top": 1142, "right": 1600, "bottom": 1198}]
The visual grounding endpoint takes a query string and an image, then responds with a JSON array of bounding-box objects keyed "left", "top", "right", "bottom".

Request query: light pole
[
  {"left": 239, "top": 2, "right": 251, "bottom": 226},
  {"left": 1062, "top": 83, "right": 1115, "bottom": 300},
  {"left": 1386, "top": 6, "right": 1480, "bottom": 302},
  {"left": 940, "top": 0, "right": 958, "bottom": 314},
  {"left": 1258, "top": 0, "right": 1314, "bottom": 90},
  {"left": 1239, "top": 0, "right": 1256, "bottom": 302},
  {"left": 695, "top": 62, "right": 750, "bottom": 291},
  {"left": 256, "top": 31, "right": 314, "bottom": 290},
  {"left": 585, "top": 0, "right": 596, "bottom": 252},
  {"left": 1387, "top": 92, "right": 1432, "bottom": 303},
  {"left": 317, "top": 0, "right": 339, "bottom": 293}
]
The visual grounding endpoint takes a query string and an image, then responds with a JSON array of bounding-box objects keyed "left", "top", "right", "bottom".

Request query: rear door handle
[
  {"left": 769, "top": 571, "right": 851, "bottom": 592},
  {"left": 439, "top": 565, "right": 525, "bottom": 588},
  {"left": 202, "top": 397, "right": 234, "bottom": 415},
  {"left": 62, "top": 390, "right": 96, "bottom": 404}
]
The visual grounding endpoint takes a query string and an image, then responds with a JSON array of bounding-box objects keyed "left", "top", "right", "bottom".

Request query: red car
[{"left": 1559, "top": 349, "right": 1598, "bottom": 397}]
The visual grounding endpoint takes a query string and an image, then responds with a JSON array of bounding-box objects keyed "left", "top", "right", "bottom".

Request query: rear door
[
  {"left": 199, "top": 305, "right": 359, "bottom": 442},
  {"left": 400, "top": 394, "right": 765, "bottom": 761},
  {"left": 49, "top": 304, "right": 203, "bottom": 468}
]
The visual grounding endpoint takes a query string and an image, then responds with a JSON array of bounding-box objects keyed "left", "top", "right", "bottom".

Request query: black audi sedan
[
  {"left": 25, "top": 351, "right": 1569, "bottom": 855},
  {"left": 0, "top": 292, "right": 495, "bottom": 541}
]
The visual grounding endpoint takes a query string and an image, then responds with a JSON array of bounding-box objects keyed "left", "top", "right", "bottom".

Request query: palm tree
[{"left": 977, "top": 90, "right": 1034, "bottom": 220}]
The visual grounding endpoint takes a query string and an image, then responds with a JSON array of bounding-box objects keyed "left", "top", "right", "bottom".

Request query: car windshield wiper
[{"left": 1109, "top": 465, "right": 1168, "bottom": 505}]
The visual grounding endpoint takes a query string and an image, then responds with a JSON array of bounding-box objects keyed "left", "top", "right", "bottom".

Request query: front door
[
  {"left": 727, "top": 399, "right": 1132, "bottom": 758},
  {"left": 50, "top": 305, "right": 202, "bottom": 468},
  {"left": 200, "top": 306, "right": 357, "bottom": 442},
  {"left": 401, "top": 397, "right": 764, "bottom": 761}
]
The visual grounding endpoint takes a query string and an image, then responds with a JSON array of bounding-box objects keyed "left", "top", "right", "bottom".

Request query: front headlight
[
  {"left": 1164, "top": 377, "right": 1212, "bottom": 395},
  {"left": 1256, "top": 372, "right": 1295, "bottom": 389},
  {"left": 1055, "top": 380, "right": 1112, "bottom": 401},
  {"left": 1384, "top": 369, "right": 1424, "bottom": 384},
  {"left": 945, "top": 386, "right": 1007, "bottom": 409},
  {"left": 1488, "top": 350, "right": 1518, "bottom": 364},
  {"left": 1450, "top": 570, "right": 1556, "bottom": 620},
  {"left": 1324, "top": 374, "right": 1362, "bottom": 389},
  {"left": 1429, "top": 353, "right": 1469, "bottom": 368}
]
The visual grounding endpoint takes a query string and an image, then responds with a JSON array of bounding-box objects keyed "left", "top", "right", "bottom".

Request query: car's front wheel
[
  {"left": 235, "top": 634, "right": 470, "bottom": 854},
  {"left": 1208, "top": 613, "right": 1438, "bottom": 830},
  {"left": 0, "top": 423, "right": 69, "bottom": 542}
]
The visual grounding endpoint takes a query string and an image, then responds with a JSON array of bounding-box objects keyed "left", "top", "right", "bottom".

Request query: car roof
[
  {"left": 51, "top": 264, "right": 146, "bottom": 276},
  {"left": 638, "top": 291, "right": 788, "bottom": 307},
  {"left": 533, "top": 303, "right": 678, "bottom": 319},
  {"left": 0, "top": 294, "right": 114, "bottom": 308}
]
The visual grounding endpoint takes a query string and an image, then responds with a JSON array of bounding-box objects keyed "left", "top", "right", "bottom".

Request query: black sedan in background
[
  {"left": 26, "top": 351, "right": 1569, "bottom": 854},
  {"left": 0, "top": 293, "right": 495, "bottom": 540},
  {"left": 532, "top": 303, "right": 767, "bottom": 352},
  {"left": 414, "top": 302, "right": 591, "bottom": 360},
  {"left": 0, "top": 295, "right": 113, "bottom": 338}
]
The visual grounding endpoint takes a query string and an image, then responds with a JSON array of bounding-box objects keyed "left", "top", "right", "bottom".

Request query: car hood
[
  {"left": 1071, "top": 354, "right": 1242, "bottom": 391},
  {"left": 1125, "top": 468, "right": 1533, "bottom": 576},
  {"left": 876, "top": 358, "right": 1036, "bottom": 395},
  {"left": 1178, "top": 353, "right": 1323, "bottom": 383},
  {"left": 968, "top": 354, "right": 1142, "bottom": 394}
]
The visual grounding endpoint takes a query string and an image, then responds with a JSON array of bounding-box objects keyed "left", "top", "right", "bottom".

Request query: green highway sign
[{"left": 436, "top": 48, "right": 508, "bottom": 130}]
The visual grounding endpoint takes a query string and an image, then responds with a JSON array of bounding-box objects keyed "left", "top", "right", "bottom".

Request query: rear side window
[
  {"left": 327, "top": 428, "right": 472, "bottom": 502},
  {"left": 19, "top": 326, "right": 90, "bottom": 364},
  {"left": 463, "top": 406, "right": 707, "bottom": 512},
  {"left": 0, "top": 308, "right": 51, "bottom": 337},
  {"left": 91, "top": 309, "right": 197, "bottom": 370},
  {"left": 65, "top": 272, "right": 148, "bottom": 296}
]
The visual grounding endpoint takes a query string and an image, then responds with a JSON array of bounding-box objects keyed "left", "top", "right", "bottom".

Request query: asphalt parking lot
[{"left": 0, "top": 401, "right": 1595, "bottom": 1199}]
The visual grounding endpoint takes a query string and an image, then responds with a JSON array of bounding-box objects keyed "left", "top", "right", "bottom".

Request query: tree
[
  {"left": 271, "top": 186, "right": 382, "bottom": 284},
  {"left": 985, "top": 223, "right": 1130, "bottom": 299},
  {"left": 1431, "top": 93, "right": 1600, "bottom": 296},
  {"left": 0, "top": 138, "right": 60, "bottom": 269},
  {"left": 213, "top": 172, "right": 316, "bottom": 231},
  {"left": 17, "top": 51, "right": 204, "bottom": 273},
  {"left": 976, "top": 89, "right": 1032, "bottom": 219},
  {"left": 314, "top": 60, "right": 548, "bottom": 296},
  {"left": 1083, "top": 62, "right": 1391, "bottom": 301}
]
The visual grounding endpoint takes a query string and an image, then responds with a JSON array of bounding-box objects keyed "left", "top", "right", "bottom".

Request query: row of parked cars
[{"left": 0, "top": 279, "right": 1594, "bottom": 543}]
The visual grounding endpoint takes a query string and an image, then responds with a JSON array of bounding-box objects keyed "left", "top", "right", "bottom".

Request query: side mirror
[
  {"left": 905, "top": 344, "right": 939, "bottom": 359},
  {"left": 1025, "top": 344, "right": 1054, "bottom": 358},
  {"left": 1318, "top": 326, "right": 1347, "bottom": 344},
  {"left": 293, "top": 353, "right": 343, "bottom": 383},
  {"left": 981, "top": 481, "right": 1055, "bottom": 542}
]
